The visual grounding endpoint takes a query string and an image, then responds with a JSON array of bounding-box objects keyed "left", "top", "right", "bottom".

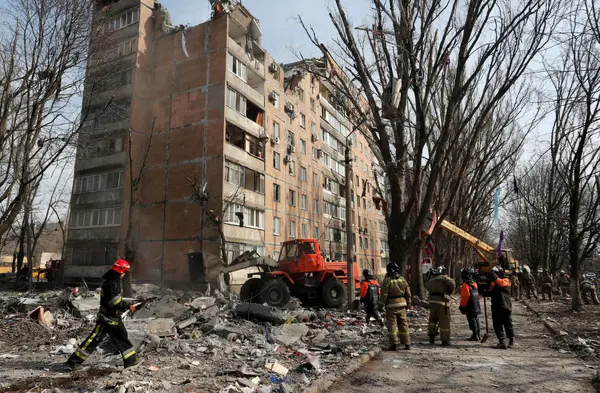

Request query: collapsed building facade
[{"left": 64, "top": 0, "right": 389, "bottom": 285}]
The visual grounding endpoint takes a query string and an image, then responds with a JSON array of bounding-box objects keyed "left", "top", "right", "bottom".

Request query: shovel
[{"left": 481, "top": 297, "right": 489, "bottom": 343}]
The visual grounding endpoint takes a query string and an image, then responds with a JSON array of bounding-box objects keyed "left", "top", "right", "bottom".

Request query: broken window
[
  {"left": 273, "top": 183, "right": 281, "bottom": 202},
  {"left": 226, "top": 87, "right": 247, "bottom": 114},
  {"left": 246, "top": 134, "right": 264, "bottom": 159},
  {"left": 227, "top": 53, "right": 248, "bottom": 81}
]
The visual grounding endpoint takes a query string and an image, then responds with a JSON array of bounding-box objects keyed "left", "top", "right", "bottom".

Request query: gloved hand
[{"left": 129, "top": 304, "right": 136, "bottom": 313}]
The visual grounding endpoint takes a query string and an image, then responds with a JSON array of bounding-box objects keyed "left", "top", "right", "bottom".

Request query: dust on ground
[{"left": 329, "top": 302, "right": 597, "bottom": 393}]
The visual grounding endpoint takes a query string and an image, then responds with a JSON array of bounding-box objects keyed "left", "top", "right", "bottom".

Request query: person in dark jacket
[
  {"left": 66, "top": 259, "right": 141, "bottom": 370},
  {"left": 360, "top": 269, "right": 384, "bottom": 327},
  {"left": 459, "top": 268, "right": 481, "bottom": 341},
  {"left": 490, "top": 265, "right": 514, "bottom": 349}
]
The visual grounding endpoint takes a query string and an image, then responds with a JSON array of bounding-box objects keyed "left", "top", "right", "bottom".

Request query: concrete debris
[
  {"left": 265, "top": 360, "right": 289, "bottom": 376},
  {"left": 70, "top": 294, "right": 100, "bottom": 317},
  {"left": 133, "top": 296, "right": 188, "bottom": 320},
  {"left": 273, "top": 323, "right": 309, "bottom": 346},
  {"left": 190, "top": 296, "right": 215, "bottom": 310},
  {"left": 177, "top": 316, "right": 197, "bottom": 330},
  {"left": 145, "top": 318, "right": 176, "bottom": 336},
  {"left": 235, "top": 303, "right": 286, "bottom": 324}
]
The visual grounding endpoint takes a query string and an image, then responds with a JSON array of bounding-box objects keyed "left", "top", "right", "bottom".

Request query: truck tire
[
  {"left": 240, "top": 278, "right": 264, "bottom": 303},
  {"left": 321, "top": 278, "right": 347, "bottom": 308},
  {"left": 261, "top": 279, "right": 291, "bottom": 307}
]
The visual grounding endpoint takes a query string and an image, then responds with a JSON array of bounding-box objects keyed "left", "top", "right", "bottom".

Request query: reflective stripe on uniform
[
  {"left": 109, "top": 295, "right": 122, "bottom": 306},
  {"left": 428, "top": 299, "right": 449, "bottom": 306},
  {"left": 122, "top": 348, "right": 136, "bottom": 360},
  {"left": 81, "top": 324, "right": 102, "bottom": 352}
]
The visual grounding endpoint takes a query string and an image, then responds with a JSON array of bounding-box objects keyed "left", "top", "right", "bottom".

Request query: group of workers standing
[
  {"left": 360, "top": 262, "right": 516, "bottom": 351},
  {"left": 511, "top": 267, "right": 599, "bottom": 304}
]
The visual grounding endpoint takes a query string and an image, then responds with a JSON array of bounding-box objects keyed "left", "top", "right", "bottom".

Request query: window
[
  {"left": 365, "top": 238, "right": 369, "bottom": 249},
  {"left": 300, "top": 166, "right": 307, "bottom": 181},
  {"left": 288, "top": 160, "right": 295, "bottom": 176},
  {"left": 310, "top": 98, "right": 316, "bottom": 112},
  {"left": 359, "top": 237, "right": 363, "bottom": 249},
  {"left": 273, "top": 121, "right": 280, "bottom": 139},
  {"left": 300, "top": 113, "right": 306, "bottom": 128},
  {"left": 273, "top": 217, "right": 281, "bottom": 235},
  {"left": 313, "top": 199, "right": 319, "bottom": 214},
  {"left": 289, "top": 221, "right": 296, "bottom": 238},
  {"left": 224, "top": 204, "right": 265, "bottom": 229},
  {"left": 311, "top": 122, "right": 317, "bottom": 135},
  {"left": 273, "top": 152, "right": 281, "bottom": 170},
  {"left": 313, "top": 173, "right": 319, "bottom": 188},
  {"left": 287, "top": 131, "right": 295, "bottom": 147},
  {"left": 359, "top": 142, "right": 363, "bottom": 152},
  {"left": 227, "top": 53, "right": 248, "bottom": 81},
  {"left": 225, "top": 243, "right": 265, "bottom": 265},
  {"left": 312, "top": 147, "right": 318, "bottom": 160},
  {"left": 226, "top": 87, "right": 247, "bottom": 114},
  {"left": 273, "top": 183, "right": 281, "bottom": 202},
  {"left": 301, "top": 194, "right": 307, "bottom": 210},
  {"left": 300, "top": 139, "right": 307, "bottom": 154},
  {"left": 314, "top": 226, "right": 321, "bottom": 239},
  {"left": 109, "top": 137, "right": 123, "bottom": 152},
  {"left": 272, "top": 92, "right": 280, "bottom": 109},
  {"left": 225, "top": 161, "right": 245, "bottom": 187},
  {"left": 74, "top": 171, "right": 124, "bottom": 194},
  {"left": 107, "top": 8, "right": 139, "bottom": 31},
  {"left": 116, "top": 38, "right": 137, "bottom": 58},
  {"left": 70, "top": 208, "right": 121, "bottom": 229},
  {"left": 246, "top": 134, "right": 264, "bottom": 159},
  {"left": 289, "top": 189, "right": 296, "bottom": 206},
  {"left": 302, "top": 223, "right": 309, "bottom": 238}
]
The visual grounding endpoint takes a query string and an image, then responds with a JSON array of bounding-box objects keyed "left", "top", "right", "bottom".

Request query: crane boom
[{"left": 439, "top": 219, "right": 496, "bottom": 256}]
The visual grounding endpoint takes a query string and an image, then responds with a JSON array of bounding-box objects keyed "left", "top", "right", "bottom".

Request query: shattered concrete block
[
  {"left": 134, "top": 296, "right": 188, "bottom": 320},
  {"left": 146, "top": 318, "right": 176, "bottom": 337},
  {"left": 265, "top": 360, "right": 289, "bottom": 376},
  {"left": 177, "top": 317, "right": 197, "bottom": 330},
  {"left": 69, "top": 295, "right": 100, "bottom": 317},
  {"left": 235, "top": 303, "right": 285, "bottom": 325},
  {"left": 273, "top": 323, "right": 309, "bottom": 346},
  {"left": 190, "top": 297, "right": 216, "bottom": 310},
  {"left": 201, "top": 317, "right": 244, "bottom": 339}
]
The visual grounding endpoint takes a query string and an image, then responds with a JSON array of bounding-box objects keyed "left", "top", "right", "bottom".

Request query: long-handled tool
[{"left": 481, "top": 297, "right": 489, "bottom": 343}]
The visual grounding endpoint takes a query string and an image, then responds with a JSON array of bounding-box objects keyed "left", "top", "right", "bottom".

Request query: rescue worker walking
[
  {"left": 557, "top": 270, "right": 570, "bottom": 298},
  {"left": 380, "top": 263, "right": 411, "bottom": 351},
  {"left": 540, "top": 271, "right": 554, "bottom": 301},
  {"left": 459, "top": 268, "right": 481, "bottom": 341},
  {"left": 66, "top": 259, "right": 141, "bottom": 370},
  {"left": 580, "top": 277, "right": 600, "bottom": 305},
  {"left": 490, "top": 266, "right": 515, "bottom": 349},
  {"left": 426, "top": 266, "right": 455, "bottom": 346},
  {"left": 360, "top": 269, "right": 384, "bottom": 327},
  {"left": 520, "top": 266, "right": 538, "bottom": 300},
  {"left": 510, "top": 269, "right": 521, "bottom": 300}
]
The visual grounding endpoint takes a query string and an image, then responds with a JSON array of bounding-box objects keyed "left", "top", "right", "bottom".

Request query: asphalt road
[{"left": 329, "top": 302, "right": 597, "bottom": 393}]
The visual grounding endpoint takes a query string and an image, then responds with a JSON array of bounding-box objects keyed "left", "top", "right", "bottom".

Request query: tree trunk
[
  {"left": 15, "top": 218, "right": 26, "bottom": 290},
  {"left": 570, "top": 276, "right": 582, "bottom": 310},
  {"left": 388, "top": 224, "right": 408, "bottom": 273},
  {"left": 411, "top": 245, "right": 425, "bottom": 298}
]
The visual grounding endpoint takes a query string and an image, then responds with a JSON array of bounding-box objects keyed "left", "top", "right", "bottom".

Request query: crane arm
[{"left": 439, "top": 219, "right": 496, "bottom": 257}]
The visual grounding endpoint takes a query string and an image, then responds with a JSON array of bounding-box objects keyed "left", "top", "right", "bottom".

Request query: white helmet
[{"left": 523, "top": 266, "right": 530, "bottom": 274}]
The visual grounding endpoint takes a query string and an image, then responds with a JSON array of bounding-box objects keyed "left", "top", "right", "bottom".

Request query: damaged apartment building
[{"left": 64, "top": 0, "right": 390, "bottom": 285}]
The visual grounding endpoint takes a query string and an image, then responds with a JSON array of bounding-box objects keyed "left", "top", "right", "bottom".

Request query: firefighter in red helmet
[{"left": 66, "top": 259, "right": 141, "bottom": 370}]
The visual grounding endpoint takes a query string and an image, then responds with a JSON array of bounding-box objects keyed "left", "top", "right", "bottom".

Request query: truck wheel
[
  {"left": 321, "top": 278, "right": 347, "bottom": 308},
  {"left": 261, "top": 279, "right": 291, "bottom": 308},
  {"left": 240, "top": 278, "right": 263, "bottom": 303}
]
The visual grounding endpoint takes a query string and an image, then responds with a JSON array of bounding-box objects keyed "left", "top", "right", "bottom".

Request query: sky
[{"left": 159, "top": 0, "right": 371, "bottom": 64}]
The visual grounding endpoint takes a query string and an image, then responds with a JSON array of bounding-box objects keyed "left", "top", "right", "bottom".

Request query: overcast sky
[{"left": 159, "top": 0, "right": 371, "bottom": 64}]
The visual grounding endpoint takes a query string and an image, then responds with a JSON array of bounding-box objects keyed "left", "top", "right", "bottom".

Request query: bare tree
[
  {"left": 298, "top": 0, "right": 559, "bottom": 295},
  {"left": 0, "top": 0, "right": 110, "bottom": 238}
]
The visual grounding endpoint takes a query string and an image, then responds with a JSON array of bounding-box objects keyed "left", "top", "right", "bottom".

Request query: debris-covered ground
[
  {"left": 0, "top": 280, "right": 429, "bottom": 393},
  {"left": 330, "top": 302, "right": 597, "bottom": 393},
  {"left": 525, "top": 297, "right": 600, "bottom": 362}
]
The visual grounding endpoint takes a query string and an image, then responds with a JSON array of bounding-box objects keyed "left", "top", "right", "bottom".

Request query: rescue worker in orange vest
[
  {"left": 360, "top": 269, "right": 384, "bottom": 327},
  {"left": 66, "top": 259, "right": 141, "bottom": 370},
  {"left": 426, "top": 266, "right": 455, "bottom": 346},
  {"left": 459, "top": 268, "right": 481, "bottom": 341},
  {"left": 490, "top": 265, "right": 515, "bottom": 349},
  {"left": 380, "top": 262, "right": 411, "bottom": 351}
]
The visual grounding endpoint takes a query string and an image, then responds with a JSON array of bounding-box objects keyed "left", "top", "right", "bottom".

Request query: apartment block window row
[
  {"left": 380, "top": 221, "right": 388, "bottom": 233},
  {"left": 72, "top": 244, "right": 119, "bottom": 266},
  {"left": 106, "top": 8, "right": 139, "bottom": 31},
  {"left": 116, "top": 38, "right": 137, "bottom": 58},
  {"left": 70, "top": 207, "right": 122, "bottom": 229},
  {"left": 223, "top": 204, "right": 265, "bottom": 229},
  {"left": 225, "top": 243, "right": 265, "bottom": 264},
  {"left": 226, "top": 122, "right": 265, "bottom": 159},
  {"left": 74, "top": 171, "right": 124, "bottom": 194},
  {"left": 83, "top": 100, "right": 131, "bottom": 130},
  {"left": 321, "top": 107, "right": 350, "bottom": 138},
  {"left": 325, "top": 227, "right": 346, "bottom": 243},
  {"left": 224, "top": 160, "right": 265, "bottom": 194},
  {"left": 227, "top": 53, "right": 248, "bottom": 81},
  {"left": 321, "top": 151, "right": 345, "bottom": 176},
  {"left": 323, "top": 201, "right": 346, "bottom": 220},
  {"left": 321, "top": 130, "right": 344, "bottom": 152},
  {"left": 323, "top": 176, "right": 346, "bottom": 197}
]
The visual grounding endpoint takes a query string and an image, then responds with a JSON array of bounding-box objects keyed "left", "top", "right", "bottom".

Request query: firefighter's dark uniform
[
  {"left": 520, "top": 270, "right": 538, "bottom": 299},
  {"left": 67, "top": 270, "right": 137, "bottom": 367},
  {"left": 580, "top": 279, "right": 600, "bottom": 305},
  {"left": 510, "top": 273, "right": 520, "bottom": 300},
  {"left": 380, "top": 273, "right": 411, "bottom": 347},
  {"left": 459, "top": 279, "right": 481, "bottom": 340},
  {"left": 540, "top": 272, "right": 553, "bottom": 300},
  {"left": 558, "top": 272, "right": 570, "bottom": 297},
  {"left": 360, "top": 279, "right": 384, "bottom": 326},
  {"left": 490, "top": 273, "right": 514, "bottom": 348},
  {"left": 426, "top": 274, "right": 455, "bottom": 344}
]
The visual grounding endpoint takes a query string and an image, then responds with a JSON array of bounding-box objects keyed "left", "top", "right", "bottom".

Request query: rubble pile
[{"left": 0, "top": 284, "right": 432, "bottom": 392}]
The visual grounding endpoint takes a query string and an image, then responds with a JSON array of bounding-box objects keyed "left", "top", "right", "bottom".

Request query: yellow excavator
[{"left": 438, "top": 219, "right": 519, "bottom": 293}]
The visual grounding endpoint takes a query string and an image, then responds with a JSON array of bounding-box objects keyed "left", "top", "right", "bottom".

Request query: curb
[
  {"left": 301, "top": 347, "right": 382, "bottom": 393},
  {"left": 522, "top": 300, "right": 561, "bottom": 336}
]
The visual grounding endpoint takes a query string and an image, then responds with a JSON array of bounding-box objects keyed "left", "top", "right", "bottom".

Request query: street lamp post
[{"left": 344, "top": 129, "right": 358, "bottom": 310}]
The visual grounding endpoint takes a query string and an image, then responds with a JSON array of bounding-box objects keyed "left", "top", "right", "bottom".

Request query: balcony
[
  {"left": 224, "top": 142, "right": 264, "bottom": 174},
  {"left": 225, "top": 106, "right": 264, "bottom": 139},
  {"left": 228, "top": 37, "right": 265, "bottom": 78},
  {"left": 227, "top": 73, "right": 264, "bottom": 109},
  {"left": 75, "top": 152, "right": 127, "bottom": 172}
]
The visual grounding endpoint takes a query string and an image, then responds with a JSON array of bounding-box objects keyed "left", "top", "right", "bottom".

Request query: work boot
[
  {"left": 467, "top": 333, "right": 479, "bottom": 341},
  {"left": 496, "top": 341, "right": 507, "bottom": 350},
  {"left": 508, "top": 338, "right": 515, "bottom": 348},
  {"left": 124, "top": 358, "right": 143, "bottom": 370},
  {"left": 441, "top": 341, "right": 451, "bottom": 347},
  {"left": 402, "top": 345, "right": 410, "bottom": 350},
  {"left": 65, "top": 361, "right": 82, "bottom": 372},
  {"left": 388, "top": 343, "right": 398, "bottom": 351},
  {"left": 429, "top": 336, "right": 435, "bottom": 344}
]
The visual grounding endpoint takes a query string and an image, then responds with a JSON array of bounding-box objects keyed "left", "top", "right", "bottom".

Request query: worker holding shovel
[{"left": 489, "top": 265, "right": 515, "bottom": 349}]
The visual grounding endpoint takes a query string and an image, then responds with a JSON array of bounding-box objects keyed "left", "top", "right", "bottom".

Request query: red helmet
[{"left": 111, "top": 259, "right": 131, "bottom": 274}]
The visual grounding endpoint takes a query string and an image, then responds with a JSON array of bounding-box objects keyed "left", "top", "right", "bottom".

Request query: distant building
[{"left": 65, "top": 0, "right": 387, "bottom": 285}]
